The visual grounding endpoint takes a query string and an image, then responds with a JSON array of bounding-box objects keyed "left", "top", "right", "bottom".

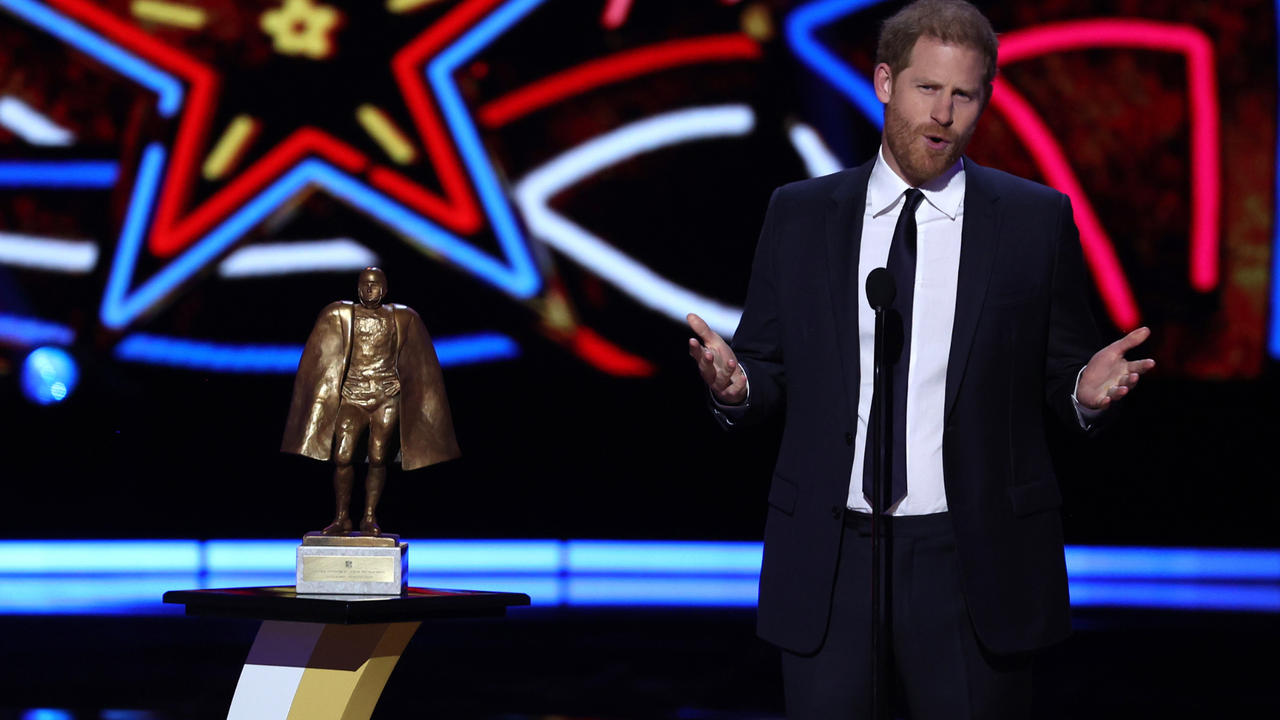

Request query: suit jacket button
[
  {"left": 845, "top": 432, "right": 854, "bottom": 446},
  {"left": 831, "top": 507, "right": 842, "bottom": 520}
]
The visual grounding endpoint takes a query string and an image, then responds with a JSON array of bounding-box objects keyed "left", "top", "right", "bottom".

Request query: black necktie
[{"left": 864, "top": 188, "right": 925, "bottom": 511}]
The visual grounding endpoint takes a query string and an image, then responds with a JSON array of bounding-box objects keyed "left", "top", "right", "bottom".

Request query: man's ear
[{"left": 873, "top": 63, "right": 893, "bottom": 104}]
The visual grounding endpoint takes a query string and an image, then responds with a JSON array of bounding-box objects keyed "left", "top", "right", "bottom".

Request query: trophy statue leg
[
  {"left": 225, "top": 620, "right": 420, "bottom": 720},
  {"left": 361, "top": 466, "right": 384, "bottom": 536},
  {"left": 322, "top": 467, "right": 354, "bottom": 535},
  {"left": 360, "top": 396, "right": 398, "bottom": 536}
]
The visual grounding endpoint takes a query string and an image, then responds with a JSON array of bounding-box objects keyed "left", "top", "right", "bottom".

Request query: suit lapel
[
  {"left": 945, "top": 157, "right": 1002, "bottom": 420},
  {"left": 825, "top": 158, "right": 875, "bottom": 419}
]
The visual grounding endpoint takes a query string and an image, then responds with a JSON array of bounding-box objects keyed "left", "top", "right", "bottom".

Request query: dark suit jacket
[{"left": 727, "top": 155, "right": 1103, "bottom": 656}]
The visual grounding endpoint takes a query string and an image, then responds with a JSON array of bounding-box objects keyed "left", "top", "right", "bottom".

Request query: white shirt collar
[{"left": 868, "top": 144, "right": 965, "bottom": 221}]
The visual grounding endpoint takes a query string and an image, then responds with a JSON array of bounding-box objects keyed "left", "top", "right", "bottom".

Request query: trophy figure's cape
[{"left": 281, "top": 301, "right": 460, "bottom": 470}]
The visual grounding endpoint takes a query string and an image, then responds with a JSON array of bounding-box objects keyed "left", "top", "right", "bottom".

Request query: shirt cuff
[
  {"left": 710, "top": 367, "right": 751, "bottom": 425},
  {"left": 1071, "top": 366, "right": 1105, "bottom": 429}
]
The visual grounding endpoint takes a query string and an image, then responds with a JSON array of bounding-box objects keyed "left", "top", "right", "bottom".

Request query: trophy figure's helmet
[{"left": 358, "top": 267, "right": 387, "bottom": 308}]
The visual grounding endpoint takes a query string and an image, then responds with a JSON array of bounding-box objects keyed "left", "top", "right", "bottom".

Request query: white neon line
[
  {"left": 0, "top": 232, "right": 98, "bottom": 273},
  {"left": 788, "top": 122, "right": 843, "bottom": 178},
  {"left": 217, "top": 239, "right": 379, "bottom": 277},
  {"left": 515, "top": 105, "right": 753, "bottom": 338},
  {"left": 0, "top": 95, "right": 75, "bottom": 146}
]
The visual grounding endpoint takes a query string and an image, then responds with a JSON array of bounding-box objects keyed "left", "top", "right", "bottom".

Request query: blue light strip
[
  {"left": 1065, "top": 546, "right": 1280, "bottom": 581},
  {"left": 0, "top": 160, "right": 119, "bottom": 188},
  {"left": 0, "top": 541, "right": 1276, "bottom": 614},
  {"left": 785, "top": 0, "right": 889, "bottom": 128},
  {"left": 0, "top": 0, "right": 184, "bottom": 116},
  {"left": 1069, "top": 580, "right": 1280, "bottom": 612},
  {"left": 0, "top": 540, "right": 201, "bottom": 574},
  {"left": 0, "top": 313, "right": 75, "bottom": 346},
  {"left": 112, "top": 331, "right": 519, "bottom": 372},
  {"left": 426, "top": 0, "right": 546, "bottom": 299},
  {"left": 567, "top": 541, "right": 763, "bottom": 575}
]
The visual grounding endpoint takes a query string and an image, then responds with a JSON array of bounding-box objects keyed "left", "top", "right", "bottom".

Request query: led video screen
[{"left": 1, "top": 0, "right": 1276, "bottom": 545}]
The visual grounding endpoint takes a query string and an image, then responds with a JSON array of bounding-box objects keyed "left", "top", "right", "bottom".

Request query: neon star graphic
[{"left": 0, "top": 0, "right": 548, "bottom": 331}]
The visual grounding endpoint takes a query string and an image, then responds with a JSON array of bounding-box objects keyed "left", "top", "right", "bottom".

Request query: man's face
[
  {"left": 874, "top": 36, "right": 986, "bottom": 186},
  {"left": 358, "top": 271, "right": 386, "bottom": 308}
]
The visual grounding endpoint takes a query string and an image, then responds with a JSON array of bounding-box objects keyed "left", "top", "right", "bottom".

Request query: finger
[
  {"left": 1112, "top": 326, "right": 1151, "bottom": 353},
  {"left": 1106, "top": 384, "right": 1130, "bottom": 399},
  {"left": 687, "top": 313, "right": 722, "bottom": 347},
  {"left": 1126, "top": 358, "right": 1155, "bottom": 375}
]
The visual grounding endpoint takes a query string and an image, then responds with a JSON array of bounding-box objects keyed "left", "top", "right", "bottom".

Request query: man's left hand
[{"left": 1077, "top": 326, "right": 1156, "bottom": 411}]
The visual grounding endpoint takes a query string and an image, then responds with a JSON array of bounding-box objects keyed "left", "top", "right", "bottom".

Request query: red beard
[{"left": 883, "top": 98, "right": 970, "bottom": 185}]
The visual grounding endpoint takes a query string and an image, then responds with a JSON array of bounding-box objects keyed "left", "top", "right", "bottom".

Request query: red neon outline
[
  {"left": 995, "top": 19, "right": 1221, "bottom": 310},
  {"left": 46, "top": 0, "right": 500, "bottom": 256},
  {"left": 988, "top": 80, "right": 1140, "bottom": 329},
  {"left": 601, "top": 0, "right": 633, "bottom": 30},
  {"left": 477, "top": 35, "right": 762, "bottom": 128},
  {"left": 570, "top": 326, "right": 656, "bottom": 377}
]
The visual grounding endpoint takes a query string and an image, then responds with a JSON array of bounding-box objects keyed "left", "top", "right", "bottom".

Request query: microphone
[{"left": 866, "top": 267, "right": 896, "bottom": 310}]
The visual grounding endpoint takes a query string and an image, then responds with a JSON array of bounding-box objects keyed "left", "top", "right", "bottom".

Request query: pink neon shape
[
  {"left": 991, "top": 19, "right": 1221, "bottom": 329},
  {"left": 601, "top": 0, "right": 633, "bottom": 29}
]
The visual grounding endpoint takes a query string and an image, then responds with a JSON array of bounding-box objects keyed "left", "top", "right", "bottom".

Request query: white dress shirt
[{"left": 846, "top": 147, "right": 964, "bottom": 515}]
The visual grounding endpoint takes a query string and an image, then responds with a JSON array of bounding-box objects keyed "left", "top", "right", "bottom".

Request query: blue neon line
[
  {"left": 101, "top": 155, "right": 541, "bottom": 329},
  {"left": 0, "top": 160, "right": 119, "bottom": 187},
  {"left": 112, "top": 331, "right": 519, "bottom": 372},
  {"left": 0, "top": 313, "right": 75, "bottom": 346},
  {"left": 426, "top": 0, "right": 546, "bottom": 299},
  {"left": 1065, "top": 546, "right": 1280, "bottom": 581},
  {"left": 304, "top": 160, "right": 532, "bottom": 288},
  {"left": 100, "top": 143, "right": 166, "bottom": 329},
  {"left": 1069, "top": 580, "right": 1280, "bottom": 612},
  {"left": 0, "top": 0, "right": 184, "bottom": 116},
  {"left": 434, "top": 331, "right": 520, "bottom": 365},
  {"left": 1270, "top": 0, "right": 1280, "bottom": 358},
  {"left": 114, "top": 334, "right": 303, "bottom": 372},
  {"left": 786, "top": 0, "right": 888, "bottom": 128},
  {"left": 1, "top": 541, "right": 1278, "bottom": 613}
]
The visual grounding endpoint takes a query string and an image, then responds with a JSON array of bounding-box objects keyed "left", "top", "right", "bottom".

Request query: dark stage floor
[{"left": 0, "top": 607, "right": 1276, "bottom": 719}]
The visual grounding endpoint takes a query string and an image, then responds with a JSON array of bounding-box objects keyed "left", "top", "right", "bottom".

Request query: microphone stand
[{"left": 865, "top": 268, "right": 896, "bottom": 720}]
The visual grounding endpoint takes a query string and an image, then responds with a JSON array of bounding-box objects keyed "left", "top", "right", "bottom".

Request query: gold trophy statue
[{"left": 282, "top": 267, "right": 459, "bottom": 539}]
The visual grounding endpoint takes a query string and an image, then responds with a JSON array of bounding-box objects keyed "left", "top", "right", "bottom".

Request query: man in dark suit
[{"left": 687, "top": 1, "right": 1154, "bottom": 717}]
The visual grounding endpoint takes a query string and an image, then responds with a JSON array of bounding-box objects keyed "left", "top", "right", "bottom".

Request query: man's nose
[{"left": 931, "top": 95, "right": 954, "bottom": 127}]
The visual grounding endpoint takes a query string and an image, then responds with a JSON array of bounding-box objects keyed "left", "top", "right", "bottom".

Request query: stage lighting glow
[
  {"left": 515, "top": 104, "right": 754, "bottom": 339},
  {"left": 0, "top": 94, "right": 75, "bottom": 145},
  {"left": 788, "top": 122, "right": 843, "bottom": 178},
  {"left": 0, "top": 160, "right": 118, "bottom": 188},
  {"left": 0, "top": 540, "right": 200, "bottom": 573},
  {"left": 18, "top": 709, "right": 74, "bottom": 720},
  {"left": 0, "top": 541, "right": 1277, "bottom": 613},
  {"left": 216, "top": 239, "right": 379, "bottom": 277},
  {"left": 0, "top": 314, "right": 75, "bottom": 347},
  {"left": 20, "top": 347, "right": 80, "bottom": 405},
  {"left": 112, "top": 332, "right": 518, "bottom": 373},
  {"left": 567, "top": 575, "right": 759, "bottom": 606},
  {"left": 1065, "top": 546, "right": 1280, "bottom": 580},
  {"left": 567, "top": 541, "right": 763, "bottom": 575},
  {"left": 1069, "top": 581, "right": 1280, "bottom": 612},
  {"left": 0, "top": 0, "right": 185, "bottom": 116},
  {"left": 0, "top": 232, "right": 98, "bottom": 273}
]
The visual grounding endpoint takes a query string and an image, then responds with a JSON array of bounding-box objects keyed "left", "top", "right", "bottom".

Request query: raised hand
[
  {"left": 687, "top": 313, "right": 747, "bottom": 405},
  {"left": 1077, "top": 326, "right": 1156, "bottom": 411}
]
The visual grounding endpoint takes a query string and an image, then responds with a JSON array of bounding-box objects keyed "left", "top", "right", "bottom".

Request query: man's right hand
[{"left": 687, "top": 313, "right": 747, "bottom": 405}]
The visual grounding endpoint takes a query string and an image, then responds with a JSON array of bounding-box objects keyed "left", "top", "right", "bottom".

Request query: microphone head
[{"left": 865, "top": 267, "right": 897, "bottom": 310}]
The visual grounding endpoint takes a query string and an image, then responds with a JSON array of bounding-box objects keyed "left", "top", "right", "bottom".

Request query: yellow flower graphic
[{"left": 260, "top": 0, "right": 342, "bottom": 60}]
